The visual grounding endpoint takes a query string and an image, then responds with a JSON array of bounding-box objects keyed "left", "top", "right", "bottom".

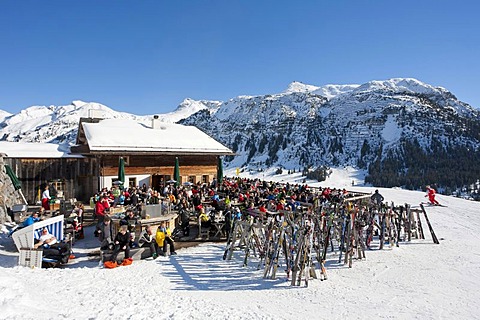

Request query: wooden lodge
[{"left": 1, "top": 115, "right": 233, "bottom": 204}]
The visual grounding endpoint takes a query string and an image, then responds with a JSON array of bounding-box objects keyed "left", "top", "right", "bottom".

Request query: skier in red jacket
[{"left": 425, "top": 186, "right": 440, "bottom": 205}]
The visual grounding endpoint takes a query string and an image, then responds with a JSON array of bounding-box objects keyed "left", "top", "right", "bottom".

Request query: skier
[{"left": 425, "top": 186, "right": 440, "bottom": 205}]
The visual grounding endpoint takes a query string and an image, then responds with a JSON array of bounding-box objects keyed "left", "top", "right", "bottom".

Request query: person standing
[
  {"left": 370, "top": 189, "right": 384, "bottom": 207},
  {"left": 98, "top": 215, "right": 114, "bottom": 250},
  {"left": 95, "top": 195, "right": 110, "bottom": 224},
  {"left": 41, "top": 185, "right": 51, "bottom": 210}
]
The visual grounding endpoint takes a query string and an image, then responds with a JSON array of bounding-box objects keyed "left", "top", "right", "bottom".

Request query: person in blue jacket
[
  {"left": 8, "top": 211, "right": 40, "bottom": 236},
  {"left": 23, "top": 211, "right": 40, "bottom": 227}
]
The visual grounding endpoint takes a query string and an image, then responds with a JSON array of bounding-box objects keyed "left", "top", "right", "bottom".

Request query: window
[{"left": 128, "top": 178, "right": 137, "bottom": 188}]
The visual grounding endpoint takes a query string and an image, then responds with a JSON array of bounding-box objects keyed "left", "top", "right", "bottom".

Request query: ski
[
  {"left": 420, "top": 204, "right": 440, "bottom": 244},
  {"left": 379, "top": 205, "right": 386, "bottom": 250},
  {"left": 416, "top": 209, "right": 425, "bottom": 240}
]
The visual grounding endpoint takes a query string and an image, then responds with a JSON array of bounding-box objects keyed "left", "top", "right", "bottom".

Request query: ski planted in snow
[{"left": 420, "top": 204, "right": 440, "bottom": 244}]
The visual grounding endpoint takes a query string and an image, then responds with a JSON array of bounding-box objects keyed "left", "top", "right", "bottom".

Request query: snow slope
[{"left": 1, "top": 171, "right": 479, "bottom": 320}]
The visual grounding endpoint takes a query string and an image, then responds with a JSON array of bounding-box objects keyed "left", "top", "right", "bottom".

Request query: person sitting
[
  {"left": 112, "top": 186, "right": 121, "bottom": 207},
  {"left": 138, "top": 225, "right": 158, "bottom": 259},
  {"left": 198, "top": 208, "right": 212, "bottom": 229},
  {"left": 258, "top": 203, "right": 267, "bottom": 213},
  {"left": 149, "top": 191, "right": 160, "bottom": 204},
  {"left": 125, "top": 209, "right": 139, "bottom": 247},
  {"left": 107, "top": 224, "right": 132, "bottom": 267},
  {"left": 192, "top": 193, "right": 202, "bottom": 212},
  {"left": 156, "top": 221, "right": 176, "bottom": 256},
  {"left": 130, "top": 190, "right": 139, "bottom": 206},
  {"left": 35, "top": 227, "right": 59, "bottom": 248},
  {"left": 98, "top": 215, "right": 114, "bottom": 250},
  {"left": 168, "top": 192, "right": 176, "bottom": 204},
  {"left": 211, "top": 193, "right": 220, "bottom": 211},
  {"left": 34, "top": 227, "right": 72, "bottom": 264},
  {"left": 8, "top": 211, "right": 40, "bottom": 236},
  {"left": 25, "top": 211, "right": 41, "bottom": 227}
]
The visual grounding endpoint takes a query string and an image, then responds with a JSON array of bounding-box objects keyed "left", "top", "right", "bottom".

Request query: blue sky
[{"left": 0, "top": 1, "right": 479, "bottom": 115}]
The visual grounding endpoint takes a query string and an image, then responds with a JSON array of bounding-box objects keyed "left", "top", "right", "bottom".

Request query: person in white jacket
[
  {"left": 138, "top": 225, "right": 158, "bottom": 259},
  {"left": 41, "top": 185, "right": 51, "bottom": 210}
]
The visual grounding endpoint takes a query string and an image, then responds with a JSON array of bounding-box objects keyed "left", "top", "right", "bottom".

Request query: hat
[{"left": 120, "top": 219, "right": 128, "bottom": 226}]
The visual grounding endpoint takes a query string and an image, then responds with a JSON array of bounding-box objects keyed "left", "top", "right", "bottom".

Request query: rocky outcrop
[{"left": 0, "top": 155, "right": 24, "bottom": 224}]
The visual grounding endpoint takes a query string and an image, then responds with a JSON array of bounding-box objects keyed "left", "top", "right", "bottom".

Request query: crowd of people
[{"left": 15, "top": 177, "right": 441, "bottom": 269}]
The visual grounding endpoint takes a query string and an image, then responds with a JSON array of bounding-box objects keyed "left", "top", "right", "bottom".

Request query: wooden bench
[{"left": 100, "top": 247, "right": 151, "bottom": 263}]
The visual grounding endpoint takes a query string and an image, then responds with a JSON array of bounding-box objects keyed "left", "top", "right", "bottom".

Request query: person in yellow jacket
[
  {"left": 198, "top": 208, "right": 212, "bottom": 229},
  {"left": 156, "top": 221, "right": 176, "bottom": 256}
]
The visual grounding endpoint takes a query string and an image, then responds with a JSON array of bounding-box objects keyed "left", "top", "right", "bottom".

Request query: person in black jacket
[
  {"left": 110, "top": 224, "right": 131, "bottom": 263},
  {"left": 125, "top": 209, "right": 139, "bottom": 248},
  {"left": 370, "top": 189, "right": 384, "bottom": 207}
]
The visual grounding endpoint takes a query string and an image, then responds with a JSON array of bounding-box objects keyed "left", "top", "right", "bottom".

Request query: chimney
[
  {"left": 152, "top": 115, "right": 161, "bottom": 129},
  {"left": 88, "top": 109, "right": 104, "bottom": 119}
]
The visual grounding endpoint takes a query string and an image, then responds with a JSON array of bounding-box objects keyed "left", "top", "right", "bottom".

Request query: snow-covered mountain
[
  {"left": 180, "top": 78, "right": 480, "bottom": 189},
  {"left": 1, "top": 78, "right": 479, "bottom": 189},
  {"left": 0, "top": 99, "right": 207, "bottom": 144}
]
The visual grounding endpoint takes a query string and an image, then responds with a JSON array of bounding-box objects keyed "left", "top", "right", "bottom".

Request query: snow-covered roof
[
  {"left": 0, "top": 141, "right": 83, "bottom": 158},
  {"left": 80, "top": 118, "right": 233, "bottom": 154}
]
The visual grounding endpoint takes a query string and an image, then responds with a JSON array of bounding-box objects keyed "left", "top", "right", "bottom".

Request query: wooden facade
[
  {"left": 5, "top": 157, "right": 98, "bottom": 204},
  {"left": 98, "top": 154, "right": 220, "bottom": 191}
]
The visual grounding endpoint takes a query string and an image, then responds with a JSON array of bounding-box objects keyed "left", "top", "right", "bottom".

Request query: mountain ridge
[{"left": 1, "top": 78, "right": 479, "bottom": 190}]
